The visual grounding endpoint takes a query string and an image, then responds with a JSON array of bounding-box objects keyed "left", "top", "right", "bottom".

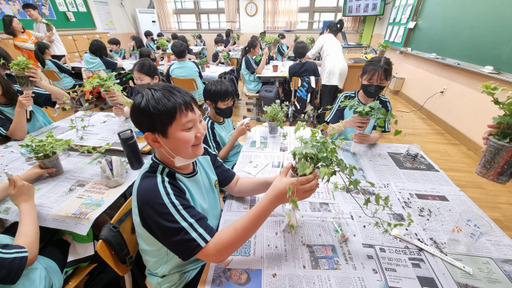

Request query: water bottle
[{"left": 117, "top": 129, "right": 144, "bottom": 170}]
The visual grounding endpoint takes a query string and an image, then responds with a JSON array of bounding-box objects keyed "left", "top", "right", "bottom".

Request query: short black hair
[
  {"left": 216, "top": 33, "right": 223, "bottom": 38},
  {"left": 139, "top": 47, "right": 155, "bottom": 61},
  {"left": 132, "top": 58, "right": 160, "bottom": 80},
  {"left": 2, "top": 15, "right": 22, "bottom": 37},
  {"left": 203, "top": 79, "right": 235, "bottom": 106},
  {"left": 171, "top": 40, "right": 187, "bottom": 59},
  {"left": 195, "top": 33, "right": 202, "bottom": 40},
  {"left": 225, "top": 29, "right": 233, "bottom": 39},
  {"left": 143, "top": 30, "right": 154, "bottom": 38},
  {"left": 0, "top": 73, "right": 19, "bottom": 105},
  {"left": 156, "top": 32, "right": 165, "bottom": 38},
  {"left": 130, "top": 83, "right": 199, "bottom": 138},
  {"left": 177, "top": 35, "right": 188, "bottom": 45},
  {"left": 278, "top": 33, "right": 286, "bottom": 39},
  {"left": 360, "top": 56, "right": 393, "bottom": 82},
  {"left": 89, "top": 39, "right": 108, "bottom": 58},
  {"left": 0, "top": 47, "right": 13, "bottom": 70},
  {"left": 107, "top": 37, "right": 121, "bottom": 46},
  {"left": 22, "top": 3, "right": 39, "bottom": 11},
  {"left": 293, "top": 41, "right": 309, "bottom": 59},
  {"left": 214, "top": 36, "right": 224, "bottom": 46},
  {"left": 171, "top": 33, "right": 179, "bottom": 40}
]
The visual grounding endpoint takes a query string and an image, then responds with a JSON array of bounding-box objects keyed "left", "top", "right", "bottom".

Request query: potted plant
[
  {"left": 156, "top": 38, "right": 169, "bottom": 53},
  {"left": 263, "top": 101, "right": 287, "bottom": 135},
  {"left": 232, "top": 32, "right": 241, "bottom": 42},
  {"left": 475, "top": 82, "right": 512, "bottom": 184},
  {"left": 221, "top": 52, "right": 231, "bottom": 66},
  {"left": 377, "top": 42, "right": 390, "bottom": 56},
  {"left": 9, "top": 56, "right": 34, "bottom": 93},
  {"left": 264, "top": 35, "right": 280, "bottom": 50},
  {"left": 305, "top": 36, "right": 315, "bottom": 49},
  {"left": 197, "top": 57, "right": 207, "bottom": 72},
  {"left": 294, "top": 34, "right": 300, "bottom": 43},
  {"left": 83, "top": 73, "right": 123, "bottom": 105},
  {"left": 341, "top": 98, "right": 401, "bottom": 153},
  {"left": 20, "top": 131, "right": 73, "bottom": 177},
  {"left": 36, "top": 19, "right": 54, "bottom": 32},
  {"left": 285, "top": 123, "right": 413, "bottom": 233}
]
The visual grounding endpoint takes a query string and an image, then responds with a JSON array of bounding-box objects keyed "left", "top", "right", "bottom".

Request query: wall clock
[{"left": 245, "top": 1, "right": 258, "bottom": 17}]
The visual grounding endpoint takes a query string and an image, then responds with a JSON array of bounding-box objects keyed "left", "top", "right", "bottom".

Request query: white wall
[
  {"left": 239, "top": 0, "right": 264, "bottom": 34},
  {"left": 88, "top": 0, "right": 150, "bottom": 33},
  {"left": 374, "top": 1, "right": 393, "bottom": 34}
]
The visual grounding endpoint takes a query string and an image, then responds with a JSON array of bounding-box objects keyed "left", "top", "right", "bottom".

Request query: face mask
[
  {"left": 136, "top": 83, "right": 151, "bottom": 91},
  {"left": 216, "top": 46, "right": 224, "bottom": 52},
  {"left": 214, "top": 105, "right": 233, "bottom": 119},
  {"left": 158, "top": 135, "right": 197, "bottom": 167},
  {"left": 281, "top": 39, "right": 286, "bottom": 44},
  {"left": 361, "top": 84, "right": 386, "bottom": 99}
]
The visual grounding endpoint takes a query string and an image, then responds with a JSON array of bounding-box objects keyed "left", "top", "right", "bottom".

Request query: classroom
[{"left": 0, "top": 0, "right": 511, "bottom": 287}]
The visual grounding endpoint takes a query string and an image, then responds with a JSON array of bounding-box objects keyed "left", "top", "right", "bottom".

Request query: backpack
[{"left": 294, "top": 76, "right": 317, "bottom": 118}]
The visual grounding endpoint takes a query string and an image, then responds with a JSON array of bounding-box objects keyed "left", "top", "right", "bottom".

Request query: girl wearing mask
[
  {"left": 326, "top": 56, "right": 393, "bottom": 144},
  {"left": 276, "top": 33, "right": 292, "bottom": 62}
]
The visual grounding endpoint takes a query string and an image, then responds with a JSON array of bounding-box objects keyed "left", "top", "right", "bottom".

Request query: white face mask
[
  {"left": 216, "top": 46, "right": 224, "bottom": 52},
  {"left": 281, "top": 39, "right": 286, "bottom": 44},
  {"left": 158, "top": 135, "right": 197, "bottom": 167}
]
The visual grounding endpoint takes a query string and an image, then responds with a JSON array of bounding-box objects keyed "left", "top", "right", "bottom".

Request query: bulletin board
[
  {"left": 0, "top": 0, "right": 96, "bottom": 30},
  {"left": 383, "top": 0, "right": 421, "bottom": 48}
]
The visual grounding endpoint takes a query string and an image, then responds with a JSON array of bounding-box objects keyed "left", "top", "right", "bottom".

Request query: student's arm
[
  {"left": 13, "top": 41, "right": 35, "bottom": 51},
  {"left": 217, "top": 123, "right": 251, "bottom": 160},
  {"left": 326, "top": 115, "right": 371, "bottom": 136},
  {"left": 25, "top": 69, "right": 66, "bottom": 103},
  {"left": 8, "top": 176, "right": 39, "bottom": 268},
  {"left": 254, "top": 49, "right": 269, "bottom": 74},
  {"left": 115, "top": 57, "right": 123, "bottom": 68},
  {"left": 0, "top": 164, "right": 54, "bottom": 202},
  {"left": 6, "top": 93, "right": 33, "bottom": 140},
  {"left": 195, "top": 163, "right": 318, "bottom": 263},
  {"left": 352, "top": 130, "right": 381, "bottom": 144}
]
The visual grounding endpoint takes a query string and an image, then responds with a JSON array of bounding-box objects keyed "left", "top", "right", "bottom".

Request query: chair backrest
[
  {"left": 169, "top": 77, "right": 199, "bottom": 92},
  {"left": 96, "top": 197, "right": 138, "bottom": 276},
  {"left": 42, "top": 69, "right": 62, "bottom": 82},
  {"left": 291, "top": 77, "right": 322, "bottom": 92},
  {"left": 230, "top": 58, "right": 238, "bottom": 67}
]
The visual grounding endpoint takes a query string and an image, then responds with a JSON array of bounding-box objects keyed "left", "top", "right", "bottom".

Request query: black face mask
[
  {"left": 136, "top": 83, "right": 151, "bottom": 91},
  {"left": 361, "top": 84, "right": 386, "bottom": 99},
  {"left": 214, "top": 106, "right": 233, "bottom": 119}
]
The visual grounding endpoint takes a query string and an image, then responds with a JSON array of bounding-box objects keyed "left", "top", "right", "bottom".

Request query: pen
[
  {"left": 106, "top": 158, "right": 114, "bottom": 176},
  {"left": 390, "top": 229, "right": 473, "bottom": 275}
]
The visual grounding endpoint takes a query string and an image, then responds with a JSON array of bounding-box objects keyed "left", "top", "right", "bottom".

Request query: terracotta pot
[
  {"left": 475, "top": 137, "right": 512, "bottom": 184},
  {"left": 272, "top": 65, "right": 278, "bottom": 72},
  {"left": 38, "top": 154, "right": 64, "bottom": 177}
]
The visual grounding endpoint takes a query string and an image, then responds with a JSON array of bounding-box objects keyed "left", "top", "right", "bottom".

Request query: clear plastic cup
[{"left": 447, "top": 211, "right": 493, "bottom": 253}]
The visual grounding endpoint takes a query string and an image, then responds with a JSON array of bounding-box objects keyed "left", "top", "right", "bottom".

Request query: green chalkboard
[
  {"left": 0, "top": 0, "right": 95, "bottom": 31},
  {"left": 407, "top": 0, "right": 512, "bottom": 74}
]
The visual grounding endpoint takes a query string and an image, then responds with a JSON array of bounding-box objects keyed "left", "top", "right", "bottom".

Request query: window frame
[
  {"left": 296, "top": 0, "right": 362, "bottom": 32},
  {"left": 170, "top": 0, "right": 237, "bottom": 31}
]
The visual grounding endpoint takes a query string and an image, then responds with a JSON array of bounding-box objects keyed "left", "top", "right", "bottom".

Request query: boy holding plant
[{"left": 130, "top": 83, "right": 318, "bottom": 288}]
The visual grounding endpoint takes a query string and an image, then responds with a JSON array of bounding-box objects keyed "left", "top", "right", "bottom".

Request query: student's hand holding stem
[
  {"left": 267, "top": 163, "right": 319, "bottom": 205},
  {"left": 343, "top": 115, "right": 370, "bottom": 131}
]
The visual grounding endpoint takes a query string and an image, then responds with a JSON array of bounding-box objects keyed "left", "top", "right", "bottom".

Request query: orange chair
[{"left": 240, "top": 73, "right": 262, "bottom": 121}]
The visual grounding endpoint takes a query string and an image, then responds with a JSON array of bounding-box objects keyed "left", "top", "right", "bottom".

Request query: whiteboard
[{"left": 135, "top": 9, "right": 161, "bottom": 39}]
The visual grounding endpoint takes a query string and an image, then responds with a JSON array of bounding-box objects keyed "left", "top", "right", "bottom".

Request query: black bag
[
  {"left": 294, "top": 77, "right": 318, "bottom": 118},
  {"left": 259, "top": 85, "right": 280, "bottom": 108}
]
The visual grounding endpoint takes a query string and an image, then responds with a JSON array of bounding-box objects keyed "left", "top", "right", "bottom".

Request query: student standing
[
  {"left": 22, "top": 3, "right": 68, "bottom": 63},
  {"left": 306, "top": 19, "right": 348, "bottom": 123}
]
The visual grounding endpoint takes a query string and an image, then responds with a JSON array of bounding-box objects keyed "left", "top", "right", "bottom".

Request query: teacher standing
[{"left": 307, "top": 19, "right": 348, "bottom": 124}]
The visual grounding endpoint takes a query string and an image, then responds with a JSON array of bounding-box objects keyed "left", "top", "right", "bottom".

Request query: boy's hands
[
  {"left": 343, "top": 115, "right": 370, "bottom": 131},
  {"left": 24, "top": 69, "right": 42, "bottom": 87},
  {"left": 20, "top": 164, "right": 55, "bottom": 183},
  {"left": 8, "top": 176, "right": 35, "bottom": 208},
  {"left": 482, "top": 123, "right": 499, "bottom": 152},
  {"left": 267, "top": 163, "right": 319, "bottom": 205},
  {"left": 233, "top": 121, "right": 252, "bottom": 139}
]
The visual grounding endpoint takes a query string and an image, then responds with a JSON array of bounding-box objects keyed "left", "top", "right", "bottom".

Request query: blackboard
[
  {"left": 0, "top": 0, "right": 95, "bottom": 31},
  {"left": 407, "top": 0, "right": 512, "bottom": 74}
]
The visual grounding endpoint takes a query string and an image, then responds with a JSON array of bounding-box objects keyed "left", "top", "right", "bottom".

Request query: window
[
  {"left": 297, "top": 0, "right": 361, "bottom": 31},
  {"left": 167, "top": 0, "right": 237, "bottom": 31}
]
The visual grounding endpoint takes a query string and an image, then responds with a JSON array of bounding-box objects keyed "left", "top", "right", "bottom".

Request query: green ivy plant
[
  {"left": 83, "top": 73, "right": 122, "bottom": 94},
  {"left": 69, "top": 111, "right": 93, "bottom": 140},
  {"left": 263, "top": 102, "right": 287, "bottom": 128},
  {"left": 305, "top": 36, "right": 315, "bottom": 49},
  {"left": 156, "top": 38, "right": 169, "bottom": 49},
  {"left": 480, "top": 82, "right": 512, "bottom": 143},
  {"left": 264, "top": 35, "right": 280, "bottom": 46},
  {"left": 377, "top": 42, "right": 390, "bottom": 52},
  {"left": 285, "top": 123, "right": 413, "bottom": 233},
  {"left": 221, "top": 52, "right": 231, "bottom": 63},
  {"left": 342, "top": 98, "right": 402, "bottom": 136},
  {"left": 9, "top": 56, "right": 33, "bottom": 72},
  {"left": 197, "top": 57, "right": 207, "bottom": 67},
  {"left": 294, "top": 34, "right": 300, "bottom": 42}
]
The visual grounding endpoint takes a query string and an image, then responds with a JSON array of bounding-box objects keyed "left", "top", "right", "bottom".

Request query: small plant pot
[
  {"left": 205, "top": 62, "right": 210, "bottom": 68},
  {"left": 38, "top": 154, "right": 64, "bottom": 177},
  {"left": 13, "top": 71, "right": 34, "bottom": 92},
  {"left": 272, "top": 65, "right": 278, "bottom": 72},
  {"left": 268, "top": 122, "right": 279, "bottom": 135},
  {"left": 475, "top": 137, "right": 512, "bottom": 184},
  {"left": 200, "top": 65, "right": 205, "bottom": 72},
  {"left": 378, "top": 50, "right": 386, "bottom": 56}
]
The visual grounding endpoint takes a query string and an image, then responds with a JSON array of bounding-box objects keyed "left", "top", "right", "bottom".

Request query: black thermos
[{"left": 117, "top": 129, "right": 144, "bottom": 170}]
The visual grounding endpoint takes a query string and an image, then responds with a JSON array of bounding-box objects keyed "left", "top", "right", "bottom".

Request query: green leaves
[
  {"left": 263, "top": 102, "right": 288, "bottom": 128},
  {"left": 20, "top": 131, "right": 73, "bottom": 160},
  {"left": 156, "top": 39, "right": 169, "bottom": 49},
  {"left": 9, "top": 56, "right": 33, "bottom": 72},
  {"left": 221, "top": 52, "right": 231, "bottom": 62},
  {"left": 481, "top": 82, "right": 512, "bottom": 143},
  {"left": 83, "top": 73, "right": 122, "bottom": 93},
  {"left": 197, "top": 57, "right": 207, "bottom": 67},
  {"left": 305, "top": 36, "right": 315, "bottom": 48}
]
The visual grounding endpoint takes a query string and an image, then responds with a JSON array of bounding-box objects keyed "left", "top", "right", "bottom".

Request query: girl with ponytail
[
  {"left": 240, "top": 38, "right": 269, "bottom": 93},
  {"left": 34, "top": 42, "right": 79, "bottom": 90}
]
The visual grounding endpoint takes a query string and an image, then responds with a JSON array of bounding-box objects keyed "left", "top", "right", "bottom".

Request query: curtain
[
  {"left": 265, "top": 0, "right": 298, "bottom": 30},
  {"left": 224, "top": 0, "right": 238, "bottom": 30},
  {"left": 153, "top": 0, "right": 174, "bottom": 31}
]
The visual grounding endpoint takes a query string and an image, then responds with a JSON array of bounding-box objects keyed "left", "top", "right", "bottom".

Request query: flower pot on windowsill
[
  {"left": 38, "top": 154, "right": 65, "bottom": 177},
  {"left": 475, "top": 137, "right": 512, "bottom": 184}
]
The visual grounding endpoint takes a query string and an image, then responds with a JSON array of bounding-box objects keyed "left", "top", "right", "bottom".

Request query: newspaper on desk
[{"left": 205, "top": 127, "right": 512, "bottom": 287}]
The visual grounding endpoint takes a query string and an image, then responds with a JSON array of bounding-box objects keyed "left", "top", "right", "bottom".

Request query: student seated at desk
[
  {"left": 107, "top": 58, "right": 160, "bottom": 118},
  {"left": 83, "top": 40, "right": 122, "bottom": 74},
  {"left": 212, "top": 36, "right": 229, "bottom": 66},
  {"left": 34, "top": 42, "right": 81, "bottom": 90},
  {"left": 0, "top": 165, "right": 70, "bottom": 288},
  {"left": 177, "top": 35, "right": 197, "bottom": 61},
  {"left": 193, "top": 34, "right": 207, "bottom": 59},
  {"left": 165, "top": 40, "right": 204, "bottom": 102},
  {"left": 240, "top": 38, "right": 268, "bottom": 94},
  {"left": 127, "top": 35, "right": 145, "bottom": 60},
  {"left": 326, "top": 56, "right": 393, "bottom": 144},
  {"left": 107, "top": 37, "right": 126, "bottom": 60},
  {"left": 129, "top": 83, "right": 318, "bottom": 288},
  {"left": 203, "top": 80, "right": 251, "bottom": 169},
  {"left": 276, "top": 33, "right": 292, "bottom": 62}
]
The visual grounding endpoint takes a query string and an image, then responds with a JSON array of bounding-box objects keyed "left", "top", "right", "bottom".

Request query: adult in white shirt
[
  {"left": 306, "top": 19, "right": 348, "bottom": 123},
  {"left": 22, "top": 3, "right": 68, "bottom": 63}
]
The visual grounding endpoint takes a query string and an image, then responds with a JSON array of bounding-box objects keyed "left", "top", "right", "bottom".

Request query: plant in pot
[
  {"left": 156, "top": 38, "right": 169, "bottom": 53},
  {"left": 475, "top": 82, "right": 512, "bottom": 184},
  {"left": 9, "top": 56, "right": 35, "bottom": 93},
  {"left": 341, "top": 98, "right": 401, "bottom": 153},
  {"left": 83, "top": 73, "right": 123, "bottom": 105},
  {"left": 377, "top": 42, "right": 390, "bottom": 56},
  {"left": 197, "top": 57, "right": 207, "bottom": 72},
  {"left": 20, "top": 131, "right": 73, "bottom": 177},
  {"left": 221, "top": 52, "right": 231, "bottom": 66},
  {"left": 36, "top": 19, "right": 54, "bottom": 32},
  {"left": 263, "top": 101, "right": 287, "bottom": 135},
  {"left": 264, "top": 35, "right": 280, "bottom": 50},
  {"left": 285, "top": 123, "right": 413, "bottom": 233},
  {"left": 305, "top": 36, "right": 315, "bottom": 49}
]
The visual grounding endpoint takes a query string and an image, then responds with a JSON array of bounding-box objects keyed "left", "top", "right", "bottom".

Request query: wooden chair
[
  {"left": 240, "top": 73, "right": 262, "bottom": 121},
  {"left": 230, "top": 58, "right": 238, "bottom": 67},
  {"left": 289, "top": 76, "right": 322, "bottom": 127},
  {"left": 169, "top": 76, "right": 207, "bottom": 114}
]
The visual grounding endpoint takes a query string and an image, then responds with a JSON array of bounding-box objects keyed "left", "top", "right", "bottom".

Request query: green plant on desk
[
  {"left": 286, "top": 123, "right": 413, "bottom": 233},
  {"left": 83, "top": 73, "right": 123, "bottom": 94},
  {"left": 197, "top": 57, "right": 207, "bottom": 67},
  {"left": 221, "top": 52, "right": 231, "bottom": 64},
  {"left": 264, "top": 35, "right": 280, "bottom": 47},
  {"left": 69, "top": 110, "right": 93, "bottom": 140},
  {"left": 263, "top": 102, "right": 287, "bottom": 135}
]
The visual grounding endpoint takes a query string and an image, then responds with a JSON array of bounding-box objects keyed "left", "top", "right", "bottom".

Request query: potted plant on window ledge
[
  {"left": 263, "top": 101, "right": 287, "bottom": 135},
  {"left": 475, "top": 82, "right": 512, "bottom": 184}
]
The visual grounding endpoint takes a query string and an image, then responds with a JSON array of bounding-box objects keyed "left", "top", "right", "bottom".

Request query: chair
[
  {"left": 289, "top": 77, "right": 322, "bottom": 127},
  {"left": 230, "top": 58, "right": 238, "bottom": 67},
  {"left": 169, "top": 76, "right": 206, "bottom": 114},
  {"left": 240, "top": 73, "right": 262, "bottom": 121}
]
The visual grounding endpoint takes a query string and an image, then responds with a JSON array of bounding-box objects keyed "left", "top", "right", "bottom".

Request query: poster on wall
[
  {"left": 0, "top": 0, "right": 56, "bottom": 19},
  {"left": 93, "top": 0, "right": 117, "bottom": 33},
  {"left": 65, "top": 0, "right": 78, "bottom": 12},
  {"left": 55, "top": 0, "right": 68, "bottom": 12},
  {"left": 75, "top": 0, "right": 87, "bottom": 12}
]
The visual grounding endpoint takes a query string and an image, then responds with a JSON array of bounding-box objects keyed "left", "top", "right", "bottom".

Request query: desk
[
  {"left": 343, "top": 53, "right": 365, "bottom": 92},
  {"left": 203, "top": 127, "right": 512, "bottom": 287},
  {"left": 257, "top": 61, "right": 294, "bottom": 83},
  {"left": 70, "top": 59, "right": 138, "bottom": 71},
  {"left": 202, "top": 65, "right": 235, "bottom": 81}
]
